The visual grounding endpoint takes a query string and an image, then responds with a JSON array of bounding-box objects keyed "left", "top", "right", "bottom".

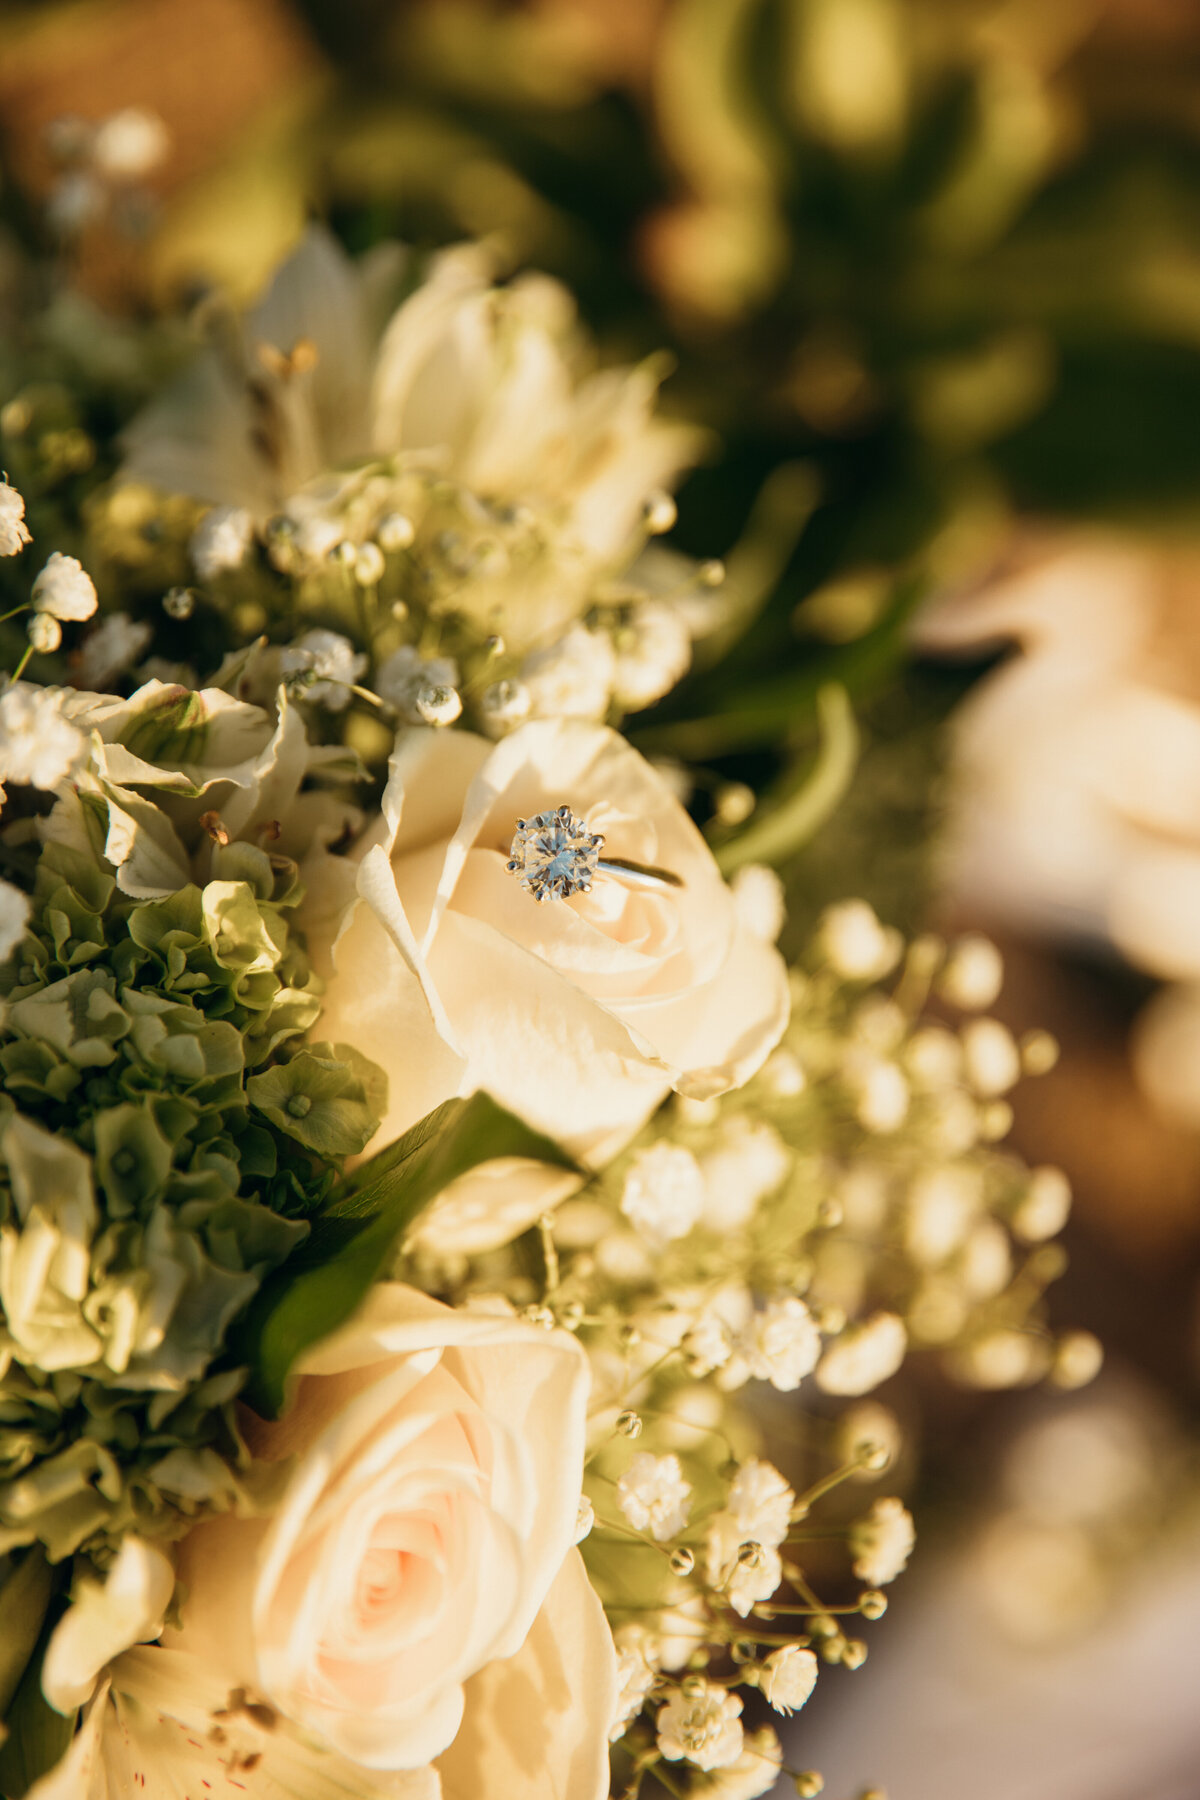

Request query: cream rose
[
  {"left": 159, "top": 1284, "right": 613, "bottom": 1783},
  {"left": 32, "top": 1554, "right": 612, "bottom": 1800},
  {"left": 310, "top": 720, "right": 790, "bottom": 1249}
]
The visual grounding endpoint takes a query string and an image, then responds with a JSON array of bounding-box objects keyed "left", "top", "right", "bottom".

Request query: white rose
[
  {"left": 32, "top": 1556, "right": 611, "bottom": 1800},
  {"left": 311, "top": 721, "right": 790, "bottom": 1251},
  {"left": 160, "top": 1284, "right": 615, "bottom": 1785}
]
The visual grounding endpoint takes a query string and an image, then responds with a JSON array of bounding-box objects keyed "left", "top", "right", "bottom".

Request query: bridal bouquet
[{"left": 0, "top": 223, "right": 1088, "bottom": 1800}]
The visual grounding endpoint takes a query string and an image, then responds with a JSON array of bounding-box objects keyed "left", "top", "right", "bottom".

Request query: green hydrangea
[{"left": 0, "top": 688, "right": 385, "bottom": 1562}]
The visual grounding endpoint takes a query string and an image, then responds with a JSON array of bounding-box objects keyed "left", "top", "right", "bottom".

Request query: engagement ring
[{"left": 507, "top": 805, "right": 684, "bottom": 903}]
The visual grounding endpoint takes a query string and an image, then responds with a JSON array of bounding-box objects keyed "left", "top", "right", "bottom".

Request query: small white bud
[
  {"left": 642, "top": 489, "right": 678, "bottom": 535},
  {"left": 574, "top": 1495, "right": 595, "bottom": 1542},
  {"left": 413, "top": 683, "right": 462, "bottom": 727},
  {"left": 354, "top": 541, "right": 385, "bottom": 585},
  {"left": 378, "top": 512, "right": 416, "bottom": 551},
  {"left": 162, "top": 586, "right": 195, "bottom": 620},
  {"left": 938, "top": 934, "right": 1004, "bottom": 1010},
  {"left": 27, "top": 612, "right": 61, "bottom": 654}
]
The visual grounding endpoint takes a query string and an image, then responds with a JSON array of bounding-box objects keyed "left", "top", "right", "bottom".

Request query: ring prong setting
[{"left": 506, "top": 804, "right": 683, "bottom": 902}]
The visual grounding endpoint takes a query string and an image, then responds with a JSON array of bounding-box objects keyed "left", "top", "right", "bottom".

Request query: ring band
[{"left": 507, "top": 806, "right": 683, "bottom": 904}]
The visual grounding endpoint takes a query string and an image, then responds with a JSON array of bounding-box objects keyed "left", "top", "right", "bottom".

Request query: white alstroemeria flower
[
  {"left": 42, "top": 1536, "right": 175, "bottom": 1714},
  {"left": 28, "top": 1656, "right": 441, "bottom": 1800},
  {"left": 56, "top": 679, "right": 362, "bottom": 897},
  {"left": 120, "top": 229, "right": 702, "bottom": 650}
]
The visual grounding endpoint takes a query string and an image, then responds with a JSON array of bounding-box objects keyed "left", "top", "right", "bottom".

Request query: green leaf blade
[{"left": 231, "top": 1093, "right": 577, "bottom": 1420}]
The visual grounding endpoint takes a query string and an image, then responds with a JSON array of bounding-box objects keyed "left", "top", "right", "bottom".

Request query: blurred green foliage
[
  {"left": 6, "top": 0, "right": 1200, "bottom": 917},
  {"left": 274, "top": 0, "right": 1200, "bottom": 912}
]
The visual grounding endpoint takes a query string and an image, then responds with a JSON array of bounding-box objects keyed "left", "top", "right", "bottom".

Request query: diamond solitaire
[
  {"left": 507, "top": 807, "right": 602, "bottom": 903},
  {"left": 507, "top": 805, "right": 684, "bottom": 903}
]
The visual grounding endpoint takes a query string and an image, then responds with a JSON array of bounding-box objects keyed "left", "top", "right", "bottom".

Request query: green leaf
[
  {"left": 0, "top": 1582, "right": 72, "bottom": 1800},
  {"left": 632, "top": 574, "right": 927, "bottom": 760},
  {"left": 231, "top": 1092, "right": 578, "bottom": 1419},
  {"left": 0, "top": 1553, "right": 55, "bottom": 1723},
  {"left": 715, "top": 683, "right": 859, "bottom": 873}
]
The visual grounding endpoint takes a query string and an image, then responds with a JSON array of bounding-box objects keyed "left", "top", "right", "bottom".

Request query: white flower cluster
[
  {"left": 393, "top": 901, "right": 1090, "bottom": 1794},
  {"left": 116, "top": 230, "right": 725, "bottom": 735}
]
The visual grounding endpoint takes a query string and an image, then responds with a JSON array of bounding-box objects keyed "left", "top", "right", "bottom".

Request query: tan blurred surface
[{"left": 0, "top": 0, "right": 321, "bottom": 306}]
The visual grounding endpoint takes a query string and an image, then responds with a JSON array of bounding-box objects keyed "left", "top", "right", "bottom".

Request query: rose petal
[{"left": 436, "top": 1549, "right": 618, "bottom": 1800}]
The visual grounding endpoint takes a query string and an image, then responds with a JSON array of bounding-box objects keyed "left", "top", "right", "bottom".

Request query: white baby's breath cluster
[
  {"left": 44, "top": 105, "right": 170, "bottom": 240},
  {"left": 413, "top": 901, "right": 1087, "bottom": 1797}
]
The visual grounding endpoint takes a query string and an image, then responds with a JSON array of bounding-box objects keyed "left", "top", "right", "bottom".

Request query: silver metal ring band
[{"left": 595, "top": 857, "right": 684, "bottom": 891}]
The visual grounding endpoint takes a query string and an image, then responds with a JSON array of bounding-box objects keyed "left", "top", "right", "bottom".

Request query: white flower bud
[
  {"left": 354, "top": 540, "right": 385, "bottom": 585},
  {"left": 413, "top": 682, "right": 463, "bottom": 727},
  {"left": 818, "top": 899, "right": 901, "bottom": 980},
  {"left": 1051, "top": 1330, "right": 1103, "bottom": 1390},
  {"left": 479, "top": 677, "right": 532, "bottom": 737},
  {"left": 377, "top": 512, "right": 416, "bottom": 551},
  {"left": 730, "top": 863, "right": 786, "bottom": 944},
  {"left": 938, "top": 933, "right": 1004, "bottom": 1010},
  {"left": 1012, "top": 1166, "right": 1072, "bottom": 1243},
  {"left": 27, "top": 612, "right": 61, "bottom": 654},
  {"left": 961, "top": 1018, "right": 1021, "bottom": 1097},
  {"left": 642, "top": 489, "right": 678, "bottom": 535},
  {"left": 162, "top": 586, "right": 196, "bottom": 621},
  {"left": 91, "top": 107, "right": 170, "bottom": 180}
]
